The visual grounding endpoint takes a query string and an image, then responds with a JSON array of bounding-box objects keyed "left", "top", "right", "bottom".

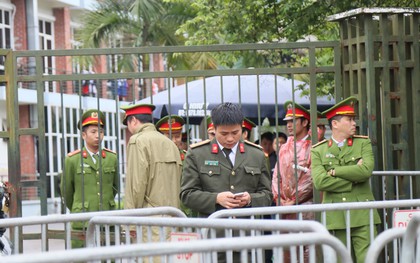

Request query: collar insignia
[
  {"left": 211, "top": 144, "right": 218, "bottom": 154},
  {"left": 239, "top": 143, "right": 245, "bottom": 153}
]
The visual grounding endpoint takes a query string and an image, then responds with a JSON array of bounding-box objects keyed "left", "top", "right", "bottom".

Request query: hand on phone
[{"left": 233, "top": 192, "right": 245, "bottom": 197}]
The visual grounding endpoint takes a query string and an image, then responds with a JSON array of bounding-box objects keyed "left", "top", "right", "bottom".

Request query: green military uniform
[
  {"left": 61, "top": 147, "right": 118, "bottom": 218},
  {"left": 180, "top": 138, "right": 272, "bottom": 218},
  {"left": 311, "top": 97, "right": 381, "bottom": 263},
  {"left": 155, "top": 114, "right": 196, "bottom": 217},
  {"left": 60, "top": 109, "right": 119, "bottom": 248}
]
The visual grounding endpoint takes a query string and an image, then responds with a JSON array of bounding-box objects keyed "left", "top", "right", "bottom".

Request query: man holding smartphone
[{"left": 180, "top": 102, "right": 272, "bottom": 217}]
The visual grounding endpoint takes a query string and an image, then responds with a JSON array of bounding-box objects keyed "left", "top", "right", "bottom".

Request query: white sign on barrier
[
  {"left": 393, "top": 209, "right": 420, "bottom": 228},
  {"left": 170, "top": 232, "right": 201, "bottom": 263}
]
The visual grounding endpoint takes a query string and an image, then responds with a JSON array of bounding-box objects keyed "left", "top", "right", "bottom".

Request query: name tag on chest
[{"left": 204, "top": 160, "right": 219, "bottom": 166}]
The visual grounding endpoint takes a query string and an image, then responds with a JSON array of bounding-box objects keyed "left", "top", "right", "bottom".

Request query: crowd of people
[{"left": 60, "top": 96, "right": 379, "bottom": 263}]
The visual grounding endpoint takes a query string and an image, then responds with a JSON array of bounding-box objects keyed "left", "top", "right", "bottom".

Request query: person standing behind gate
[
  {"left": 60, "top": 109, "right": 118, "bottom": 248},
  {"left": 272, "top": 101, "right": 314, "bottom": 218},
  {"left": 180, "top": 102, "right": 272, "bottom": 217},
  {"left": 311, "top": 96, "right": 381, "bottom": 263},
  {"left": 121, "top": 103, "right": 182, "bottom": 239},
  {"left": 241, "top": 117, "right": 256, "bottom": 141}
]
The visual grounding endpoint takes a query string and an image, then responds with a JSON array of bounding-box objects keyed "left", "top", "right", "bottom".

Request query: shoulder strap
[{"left": 190, "top": 139, "right": 211, "bottom": 149}]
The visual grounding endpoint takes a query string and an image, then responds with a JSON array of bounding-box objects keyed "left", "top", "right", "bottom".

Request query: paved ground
[{"left": 4, "top": 224, "right": 66, "bottom": 254}]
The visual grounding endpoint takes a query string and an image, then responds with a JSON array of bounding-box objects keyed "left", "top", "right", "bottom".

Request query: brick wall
[
  {"left": 53, "top": 7, "right": 73, "bottom": 94},
  {"left": 12, "top": 0, "right": 27, "bottom": 51},
  {"left": 19, "top": 105, "right": 38, "bottom": 200}
]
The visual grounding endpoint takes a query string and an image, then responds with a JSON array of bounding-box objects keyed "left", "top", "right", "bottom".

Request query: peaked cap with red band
[
  {"left": 242, "top": 118, "right": 256, "bottom": 131},
  {"left": 283, "top": 101, "right": 310, "bottom": 121},
  {"left": 206, "top": 116, "right": 214, "bottom": 131},
  {"left": 323, "top": 96, "right": 358, "bottom": 120},
  {"left": 120, "top": 103, "right": 155, "bottom": 125},
  {"left": 77, "top": 109, "right": 105, "bottom": 130},
  {"left": 155, "top": 115, "right": 185, "bottom": 132}
]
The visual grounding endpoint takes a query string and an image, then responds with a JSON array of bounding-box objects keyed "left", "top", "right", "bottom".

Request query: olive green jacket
[
  {"left": 311, "top": 135, "right": 381, "bottom": 229},
  {"left": 61, "top": 147, "right": 118, "bottom": 228},
  {"left": 180, "top": 138, "right": 272, "bottom": 217}
]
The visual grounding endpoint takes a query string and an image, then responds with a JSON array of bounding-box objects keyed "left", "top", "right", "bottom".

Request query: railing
[
  {"left": 0, "top": 207, "right": 186, "bottom": 254},
  {"left": 6, "top": 234, "right": 352, "bottom": 263},
  {"left": 6, "top": 217, "right": 352, "bottom": 263},
  {"left": 209, "top": 199, "right": 420, "bottom": 263}
]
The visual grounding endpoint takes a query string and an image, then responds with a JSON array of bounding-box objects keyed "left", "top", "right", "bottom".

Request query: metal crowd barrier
[
  {"left": 85, "top": 216, "right": 339, "bottom": 262},
  {"left": 401, "top": 213, "right": 420, "bottom": 262},
  {"left": 372, "top": 171, "right": 420, "bottom": 200},
  {"left": 365, "top": 212, "right": 420, "bottom": 263},
  {"left": 209, "top": 199, "right": 420, "bottom": 262},
  {"left": 6, "top": 233, "right": 352, "bottom": 263},
  {"left": 365, "top": 228, "right": 406, "bottom": 263},
  {"left": 0, "top": 207, "right": 186, "bottom": 254}
]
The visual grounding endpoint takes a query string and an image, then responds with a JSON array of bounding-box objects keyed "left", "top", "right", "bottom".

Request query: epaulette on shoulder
[
  {"left": 312, "top": 139, "right": 327, "bottom": 148},
  {"left": 190, "top": 139, "right": 211, "bottom": 149},
  {"left": 353, "top": 135, "right": 369, "bottom": 139},
  {"left": 104, "top": 148, "right": 117, "bottom": 154},
  {"left": 244, "top": 140, "right": 263, "bottom": 150},
  {"left": 67, "top": 149, "right": 81, "bottom": 157}
]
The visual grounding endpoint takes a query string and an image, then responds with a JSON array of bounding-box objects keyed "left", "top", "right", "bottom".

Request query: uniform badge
[
  {"left": 180, "top": 152, "right": 185, "bottom": 161},
  {"left": 239, "top": 143, "right": 245, "bottom": 153},
  {"left": 82, "top": 150, "right": 88, "bottom": 158},
  {"left": 328, "top": 139, "right": 333, "bottom": 147},
  {"left": 347, "top": 137, "right": 353, "bottom": 146},
  {"left": 205, "top": 160, "right": 219, "bottom": 166},
  {"left": 211, "top": 144, "right": 218, "bottom": 154},
  {"left": 325, "top": 153, "right": 335, "bottom": 158},
  {"left": 91, "top": 112, "right": 98, "bottom": 118}
]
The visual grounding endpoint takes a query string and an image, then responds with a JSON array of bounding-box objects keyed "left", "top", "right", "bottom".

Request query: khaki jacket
[{"left": 124, "top": 123, "right": 182, "bottom": 210}]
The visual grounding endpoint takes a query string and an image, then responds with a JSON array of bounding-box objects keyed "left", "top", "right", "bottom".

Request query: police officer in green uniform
[
  {"left": 60, "top": 109, "right": 118, "bottom": 248},
  {"left": 155, "top": 114, "right": 187, "bottom": 161},
  {"left": 181, "top": 103, "right": 272, "bottom": 262},
  {"left": 155, "top": 114, "right": 196, "bottom": 217},
  {"left": 180, "top": 103, "right": 272, "bottom": 217},
  {"left": 242, "top": 117, "right": 256, "bottom": 141},
  {"left": 311, "top": 97, "right": 381, "bottom": 263}
]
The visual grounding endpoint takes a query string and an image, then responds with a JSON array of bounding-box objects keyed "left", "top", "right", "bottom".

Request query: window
[
  {"left": 0, "top": 8, "right": 12, "bottom": 66},
  {"left": 39, "top": 19, "right": 55, "bottom": 91},
  {"left": 0, "top": 8, "right": 12, "bottom": 49}
]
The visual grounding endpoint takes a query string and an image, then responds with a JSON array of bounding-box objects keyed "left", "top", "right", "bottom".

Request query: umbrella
[{"left": 137, "top": 75, "right": 334, "bottom": 124}]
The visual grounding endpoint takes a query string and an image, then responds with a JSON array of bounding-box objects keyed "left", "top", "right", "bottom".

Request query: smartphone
[{"left": 233, "top": 192, "right": 245, "bottom": 197}]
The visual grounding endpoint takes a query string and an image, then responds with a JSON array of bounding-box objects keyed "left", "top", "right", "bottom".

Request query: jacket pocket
[
  {"left": 344, "top": 154, "right": 362, "bottom": 165},
  {"left": 321, "top": 159, "right": 339, "bottom": 170},
  {"left": 76, "top": 167, "right": 92, "bottom": 175},
  {"left": 72, "top": 202, "right": 89, "bottom": 213},
  {"left": 244, "top": 166, "right": 261, "bottom": 176},
  {"left": 200, "top": 166, "right": 221, "bottom": 177}
]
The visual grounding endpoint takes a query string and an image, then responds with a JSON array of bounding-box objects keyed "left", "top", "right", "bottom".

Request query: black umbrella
[{"left": 137, "top": 75, "right": 334, "bottom": 124}]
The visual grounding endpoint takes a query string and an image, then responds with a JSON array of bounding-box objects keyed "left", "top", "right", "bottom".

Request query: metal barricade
[
  {"left": 6, "top": 233, "right": 352, "bottom": 263},
  {"left": 365, "top": 228, "right": 405, "bottom": 263},
  {"left": 372, "top": 171, "right": 420, "bottom": 200},
  {"left": 0, "top": 207, "right": 186, "bottom": 254},
  {"left": 84, "top": 216, "right": 341, "bottom": 262},
  {"left": 401, "top": 213, "right": 420, "bottom": 262},
  {"left": 209, "top": 199, "right": 420, "bottom": 262},
  {"left": 365, "top": 212, "right": 420, "bottom": 263}
]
